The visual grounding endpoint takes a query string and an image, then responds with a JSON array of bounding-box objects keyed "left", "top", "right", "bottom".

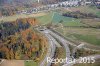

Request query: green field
[
  {"left": 55, "top": 27, "right": 100, "bottom": 47},
  {"left": 68, "top": 34, "right": 100, "bottom": 46},
  {"left": 96, "top": 11, "right": 100, "bottom": 17},
  {"left": 37, "top": 12, "right": 84, "bottom": 26},
  {"left": 37, "top": 13, "right": 53, "bottom": 24},
  {"left": 25, "top": 61, "right": 38, "bottom": 66},
  {"left": 62, "top": 21, "right": 84, "bottom": 26}
]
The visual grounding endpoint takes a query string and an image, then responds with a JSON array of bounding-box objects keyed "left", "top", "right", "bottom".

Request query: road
[
  {"left": 47, "top": 29, "right": 71, "bottom": 66},
  {"left": 39, "top": 29, "right": 71, "bottom": 66},
  {"left": 39, "top": 29, "right": 60, "bottom": 66},
  {"left": 48, "top": 29, "right": 71, "bottom": 58}
]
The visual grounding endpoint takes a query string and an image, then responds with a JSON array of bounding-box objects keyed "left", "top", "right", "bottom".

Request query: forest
[{"left": 0, "top": 18, "right": 48, "bottom": 60}]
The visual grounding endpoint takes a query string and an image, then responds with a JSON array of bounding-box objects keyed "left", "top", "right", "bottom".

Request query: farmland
[
  {"left": 35, "top": 8, "right": 100, "bottom": 47},
  {"left": 38, "top": 6, "right": 99, "bottom": 49},
  {"left": 37, "top": 12, "right": 84, "bottom": 27}
]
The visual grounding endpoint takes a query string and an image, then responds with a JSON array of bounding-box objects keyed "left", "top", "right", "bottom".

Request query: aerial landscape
[{"left": 0, "top": 0, "right": 100, "bottom": 66}]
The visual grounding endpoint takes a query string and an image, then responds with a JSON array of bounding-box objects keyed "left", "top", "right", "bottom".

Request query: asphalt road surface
[
  {"left": 39, "top": 29, "right": 71, "bottom": 66},
  {"left": 39, "top": 30, "right": 57, "bottom": 66}
]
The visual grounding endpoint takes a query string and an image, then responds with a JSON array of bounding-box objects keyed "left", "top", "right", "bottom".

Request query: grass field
[
  {"left": 81, "top": 19, "right": 100, "bottom": 27},
  {"left": 96, "top": 12, "right": 100, "bottom": 17},
  {"left": 55, "top": 27, "right": 100, "bottom": 46},
  {"left": 24, "top": 61, "right": 38, "bottom": 66},
  {"left": 62, "top": 21, "right": 84, "bottom": 26},
  {"left": 69, "top": 34, "right": 100, "bottom": 46},
  {"left": 37, "top": 12, "right": 84, "bottom": 26},
  {"left": 36, "top": 12, "right": 53, "bottom": 24}
]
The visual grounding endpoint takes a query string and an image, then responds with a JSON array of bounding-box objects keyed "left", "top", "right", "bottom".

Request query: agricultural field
[
  {"left": 55, "top": 27, "right": 100, "bottom": 46},
  {"left": 43, "top": 6, "right": 99, "bottom": 49},
  {"left": 37, "top": 12, "right": 85, "bottom": 27},
  {"left": 36, "top": 12, "right": 53, "bottom": 25},
  {"left": 35, "top": 8, "right": 100, "bottom": 48},
  {"left": 81, "top": 19, "right": 100, "bottom": 28}
]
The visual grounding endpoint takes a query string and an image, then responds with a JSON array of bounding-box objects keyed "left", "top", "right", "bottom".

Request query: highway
[
  {"left": 38, "top": 28, "right": 71, "bottom": 66},
  {"left": 47, "top": 29, "right": 71, "bottom": 66},
  {"left": 39, "top": 29, "right": 60, "bottom": 66},
  {"left": 48, "top": 29, "right": 71, "bottom": 58}
]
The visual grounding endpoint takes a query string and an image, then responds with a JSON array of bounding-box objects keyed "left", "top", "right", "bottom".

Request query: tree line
[{"left": 62, "top": 11, "right": 99, "bottom": 19}]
